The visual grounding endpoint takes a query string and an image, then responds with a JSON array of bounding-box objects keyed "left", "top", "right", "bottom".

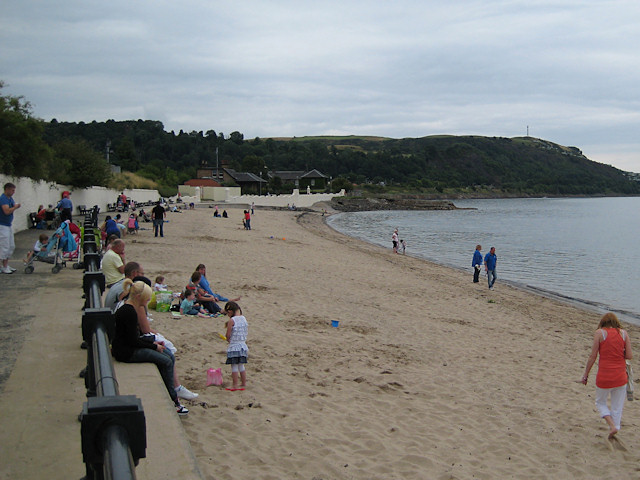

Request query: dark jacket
[{"left": 112, "top": 304, "right": 156, "bottom": 361}]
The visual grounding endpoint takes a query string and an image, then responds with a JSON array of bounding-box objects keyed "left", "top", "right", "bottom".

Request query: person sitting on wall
[{"left": 35, "top": 205, "right": 46, "bottom": 222}]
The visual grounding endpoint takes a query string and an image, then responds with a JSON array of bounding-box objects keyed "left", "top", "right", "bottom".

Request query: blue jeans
[
  {"left": 487, "top": 269, "right": 497, "bottom": 288},
  {"left": 153, "top": 219, "right": 164, "bottom": 237},
  {"left": 127, "top": 347, "right": 177, "bottom": 403}
]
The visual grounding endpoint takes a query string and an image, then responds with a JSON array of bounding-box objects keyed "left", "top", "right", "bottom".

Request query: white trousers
[
  {"left": 0, "top": 225, "right": 15, "bottom": 260},
  {"left": 595, "top": 385, "right": 626, "bottom": 430}
]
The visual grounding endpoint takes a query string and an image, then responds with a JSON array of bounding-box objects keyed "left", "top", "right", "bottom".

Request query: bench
[
  {"left": 77, "top": 205, "right": 89, "bottom": 215},
  {"left": 107, "top": 203, "right": 117, "bottom": 212}
]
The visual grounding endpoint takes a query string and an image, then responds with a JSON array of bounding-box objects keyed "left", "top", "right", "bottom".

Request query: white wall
[
  {"left": 178, "top": 185, "right": 198, "bottom": 197},
  {"left": 178, "top": 185, "right": 344, "bottom": 207},
  {"left": 203, "top": 186, "right": 240, "bottom": 201},
  {"left": 0, "top": 174, "right": 160, "bottom": 232},
  {"left": 228, "top": 188, "right": 345, "bottom": 208}
]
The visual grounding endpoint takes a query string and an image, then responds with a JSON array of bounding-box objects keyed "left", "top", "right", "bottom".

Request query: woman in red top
[{"left": 581, "top": 313, "right": 633, "bottom": 438}]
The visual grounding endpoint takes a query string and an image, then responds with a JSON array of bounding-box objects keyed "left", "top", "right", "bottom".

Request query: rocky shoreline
[{"left": 330, "top": 195, "right": 458, "bottom": 212}]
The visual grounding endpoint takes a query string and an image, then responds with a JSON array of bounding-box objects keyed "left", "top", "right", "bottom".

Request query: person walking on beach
[
  {"left": 392, "top": 229, "right": 399, "bottom": 254},
  {"left": 244, "top": 210, "right": 251, "bottom": 230},
  {"left": 484, "top": 246, "right": 497, "bottom": 290},
  {"left": 580, "top": 313, "right": 633, "bottom": 438},
  {"left": 152, "top": 201, "right": 166, "bottom": 237},
  {"left": 224, "top": 301, "right": 248, "bottom": 391},
  {"left": 472, "top": 245, "right": 483, "bottom": 283},
  {"left": 0, "top": 183, "right": 21, "bottom": 274}
]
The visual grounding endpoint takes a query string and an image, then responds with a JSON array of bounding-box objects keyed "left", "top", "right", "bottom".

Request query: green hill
[
  {"left": 41, "top": 119, "right": 639, "bottom": 195},
  {"left": 2, "top": 83, "right": 637, "bottom": 194}
]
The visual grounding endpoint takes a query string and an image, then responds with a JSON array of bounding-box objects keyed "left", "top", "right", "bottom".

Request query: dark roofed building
[
  {"left": 222, "top": 168, "right": 267, "bottom": 194},
  {"left": 300, "top": 169, "right": 330, "bottom": 190},
  {"left": 196, "top": 166, "right": 224, "bottom": 183},
  {"left": 269, "top": 169, "right": 329, "bottom": 190},
  {"left": 269, "top": 170, "right": 306, "bottom": 183}
]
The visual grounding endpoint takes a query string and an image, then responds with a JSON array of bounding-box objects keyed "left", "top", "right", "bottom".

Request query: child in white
[
  {"left": 24, "top": 233, "right": 52, "bottom": 263},
  {"left": 224, "top": 301, "right": 248, "bottom": 391},
  {"left": 154, "top": 275, "right": 168, "bottom": 291}
]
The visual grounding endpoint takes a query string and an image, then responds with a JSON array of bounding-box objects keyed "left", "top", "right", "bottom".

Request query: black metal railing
[{"left": 79, "top": 210, "right": 146, "bottom": 480}]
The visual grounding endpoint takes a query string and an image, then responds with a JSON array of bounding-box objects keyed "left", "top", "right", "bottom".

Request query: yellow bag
[{"left": 148, "top": 292, "right": 157, "bottom": 309}]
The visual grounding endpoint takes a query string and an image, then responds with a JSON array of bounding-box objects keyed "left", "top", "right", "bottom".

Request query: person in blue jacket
[
  {"left": 56, "top": 191, "right": 73, "bottom": 222},
  {"left": 195, "top": 264, "right": 240, "bottom": 303},
  {"left": 472, "top": 245, "right": 483, "bottom": 283},
  {"left": 484, "top": 247, "right": 497, "bottom": 290}
]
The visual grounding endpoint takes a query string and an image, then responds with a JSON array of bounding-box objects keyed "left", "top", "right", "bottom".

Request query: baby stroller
[{"left": 24, "top": 221, "right": 79, "bottom": 274}]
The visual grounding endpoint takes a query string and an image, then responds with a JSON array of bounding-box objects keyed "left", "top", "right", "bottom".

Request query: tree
[
  {"left": 114, "top": 137, "right": 140, "bottom": 171},
  {"left": 331, "top": 177, "right": 353, "bottom": 193},
  {"left": 52, "top": 139, "right": 111, "bottom": 188},
  {"left": 0, "top": 81, "right": 53, "bottom": 179},
  {"left": 241, "top": 154, "right": 267, "bottom": 175},
  {"left": 229, "top": 131, "right": 244, "bottom": 145},
  {"left": 268, "top": 175, "right": 283, "bottom": 193}
]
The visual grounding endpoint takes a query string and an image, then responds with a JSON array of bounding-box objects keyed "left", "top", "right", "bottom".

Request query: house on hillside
[
  {"left": 222, "top": 168, "right": 267, "bottom": 194},
  {"left": 196, "top": 166, "right": 224, "bottom": 183},
  {"left": 269, "top": 169, "right": 330, "bottom": 190}
]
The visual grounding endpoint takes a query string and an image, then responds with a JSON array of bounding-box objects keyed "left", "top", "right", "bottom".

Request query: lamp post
[{"left": 259, "top": 171, "right": 262, "bottom": 196}]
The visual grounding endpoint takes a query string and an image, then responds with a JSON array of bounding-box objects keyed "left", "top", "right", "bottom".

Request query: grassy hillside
[{"left": 41, "top": 118, "right": 640, "bottom": 195}]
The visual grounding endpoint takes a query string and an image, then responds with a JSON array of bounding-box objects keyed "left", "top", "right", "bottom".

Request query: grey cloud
[{"left": 2, "top": 1, "right": 640, "bottom": 171}]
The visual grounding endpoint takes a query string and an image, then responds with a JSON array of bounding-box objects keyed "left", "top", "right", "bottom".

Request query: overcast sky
[{"left": 2, "top": 1, "right": 640, "bottom": 172}]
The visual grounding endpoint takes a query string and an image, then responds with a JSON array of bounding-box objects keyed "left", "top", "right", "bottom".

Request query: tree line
[{"left": 2, "top": 82, "right": 639, "bottom": 196}]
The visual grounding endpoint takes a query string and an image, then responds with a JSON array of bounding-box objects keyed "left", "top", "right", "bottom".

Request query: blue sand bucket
[{"left": 331, "top": 320, "right": 339, "bottom": 328}]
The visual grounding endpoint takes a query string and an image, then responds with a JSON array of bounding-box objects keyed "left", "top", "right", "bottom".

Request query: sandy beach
[
  {"left": 2, "top": 204, "right": 640, "bottom": 479},
  {"left": 119, "top": 205, "right": 640, "bottom": 479}
]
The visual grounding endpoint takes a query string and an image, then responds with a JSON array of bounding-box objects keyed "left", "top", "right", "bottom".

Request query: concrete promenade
[{"left": 0, "top": 228, "right": 202, "bottom": 479}]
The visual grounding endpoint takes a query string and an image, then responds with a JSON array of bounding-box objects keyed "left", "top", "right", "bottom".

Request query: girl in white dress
[{"left": 224, "top": 301, "right": 249, "bottom": 391}]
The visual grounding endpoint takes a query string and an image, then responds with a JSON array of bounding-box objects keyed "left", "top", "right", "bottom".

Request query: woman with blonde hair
[
  {"left": 580, "top": 313, "right": 632, "bottom": 437},
  {"left": 112, "top": 280, "right": 189, "bottom": 415}
]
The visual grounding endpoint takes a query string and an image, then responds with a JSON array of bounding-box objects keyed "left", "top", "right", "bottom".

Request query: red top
[
  {"left": 596, "top": 328, "right": 627, "bottom": 389},
  {"left": 68, "top": 221, "right": 81, "bottom": 235}
]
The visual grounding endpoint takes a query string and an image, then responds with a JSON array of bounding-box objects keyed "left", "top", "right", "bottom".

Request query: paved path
[{"left": 0, "top": 226, "right": 201, "bottom": 479}]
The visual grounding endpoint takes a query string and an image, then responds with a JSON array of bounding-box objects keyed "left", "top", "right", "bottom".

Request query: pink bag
[{"left": 206, "top": 368, "right": 223, "bottom": 386}]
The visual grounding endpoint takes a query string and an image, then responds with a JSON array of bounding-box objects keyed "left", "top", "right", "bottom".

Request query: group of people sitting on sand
[{"left": 102, "top": 239, "right": 247, "bottom": 416}]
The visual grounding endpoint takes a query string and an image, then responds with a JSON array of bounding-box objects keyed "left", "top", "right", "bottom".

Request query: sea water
[{"left": 327, "top": 197, "right": 640, "bottom": 323}]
